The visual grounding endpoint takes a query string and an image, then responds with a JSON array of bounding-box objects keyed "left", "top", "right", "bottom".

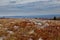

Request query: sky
[
  {"left": 0, "top": 0, "right": 60, "bottom": 16},
  {"left": 0, "top": 0, "right": 50, "bottom": 6}
]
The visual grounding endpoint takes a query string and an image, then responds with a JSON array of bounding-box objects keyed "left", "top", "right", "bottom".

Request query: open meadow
[{"left": 0, "top": 18, "right": 60, "bottom": 40}]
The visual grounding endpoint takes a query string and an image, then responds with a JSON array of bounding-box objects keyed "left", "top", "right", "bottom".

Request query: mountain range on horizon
[{"left": 0, "top": 14, "right": 59, "bottom": 19}]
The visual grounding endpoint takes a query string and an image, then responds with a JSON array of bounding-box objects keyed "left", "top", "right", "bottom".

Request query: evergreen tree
[{"left": 54, "top": 16, "right": 56, "bottom": 20}]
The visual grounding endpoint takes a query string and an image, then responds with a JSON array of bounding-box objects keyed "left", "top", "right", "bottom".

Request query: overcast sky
[
  {"left": 0, "top": 0, "right": 60, "bottom": 16},
  {"left": 0, "top": 0, "right": 50, "bottom": 6}
]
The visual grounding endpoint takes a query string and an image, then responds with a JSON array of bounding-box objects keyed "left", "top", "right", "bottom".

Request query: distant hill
[{"left": 0, "top": 14, "right": 59, "bottom": 19}]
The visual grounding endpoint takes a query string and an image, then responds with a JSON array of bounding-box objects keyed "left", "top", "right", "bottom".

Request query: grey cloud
[{"left": 0, "top": 0, "right": 60, "bottom": 16}]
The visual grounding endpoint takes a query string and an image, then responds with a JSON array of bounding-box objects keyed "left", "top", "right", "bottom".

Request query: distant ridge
[{"left": 0, "top": 14, "right": 60, "bottom": 19}]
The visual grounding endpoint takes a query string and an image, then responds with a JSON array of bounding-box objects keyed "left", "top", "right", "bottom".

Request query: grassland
[{"left": 0, "top": 18, "right": 60, "bottom": 40}]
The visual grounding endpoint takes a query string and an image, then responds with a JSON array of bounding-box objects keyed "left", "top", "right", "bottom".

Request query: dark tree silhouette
[{"left": 54, "top": 16, "right": 56, "bottom": 20}]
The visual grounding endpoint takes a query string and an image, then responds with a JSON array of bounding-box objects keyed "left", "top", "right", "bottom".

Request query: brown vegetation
[{"left": 0, "top": 18, "right": 60, "bottom": 40}]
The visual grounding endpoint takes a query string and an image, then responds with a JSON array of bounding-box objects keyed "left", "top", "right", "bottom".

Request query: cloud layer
[
  {"left": 0, "top": 0, "right": 60, "bottom": 16},
  {"left": 0, "top": 0, "right": 55, "bottom": 6}
]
